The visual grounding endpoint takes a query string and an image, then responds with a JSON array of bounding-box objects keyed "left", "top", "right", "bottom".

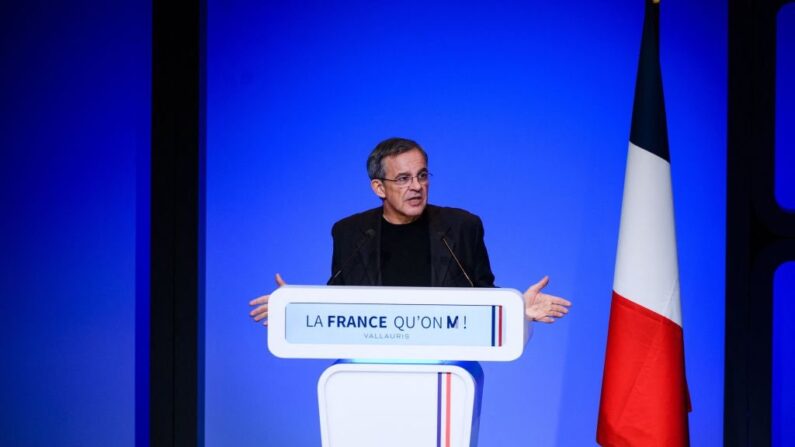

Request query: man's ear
[{"left": 370, "top": 178, "right": 386, "bottom": 199}]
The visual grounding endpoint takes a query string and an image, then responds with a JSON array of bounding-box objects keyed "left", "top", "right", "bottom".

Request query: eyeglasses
[{"left": 380, "top": 171, "right": 432, "bottom": 187}]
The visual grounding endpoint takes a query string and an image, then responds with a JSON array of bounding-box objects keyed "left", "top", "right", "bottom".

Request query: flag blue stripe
[
  {"left": 629, "top": 0, "right": 670, "bottom": 162},
  {"left": 436, "top": 372, "right": 442, "bottom": 447}
]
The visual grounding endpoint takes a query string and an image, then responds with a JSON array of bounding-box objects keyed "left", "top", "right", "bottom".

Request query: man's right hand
[{"left": 249, "top": 273, "right": 287, "bottom": 326}]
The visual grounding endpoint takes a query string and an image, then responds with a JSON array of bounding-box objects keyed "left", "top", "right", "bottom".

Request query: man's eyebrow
[{"left": 393, "top": 167, "right": 427, "bottom": 176}]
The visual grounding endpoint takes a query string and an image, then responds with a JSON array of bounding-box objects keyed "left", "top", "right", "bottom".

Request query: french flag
[{"left": 597, "top": 1, "right": 691, "bottom": 446}]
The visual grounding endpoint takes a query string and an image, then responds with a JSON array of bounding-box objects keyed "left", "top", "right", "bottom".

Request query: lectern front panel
[{"left": 267, "top": 285, "right": 528, "bottom": 361}]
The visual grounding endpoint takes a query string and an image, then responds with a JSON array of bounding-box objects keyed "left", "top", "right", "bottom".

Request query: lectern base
[{"left": 318, "top": 361, "right": 483, "bottom": 447}]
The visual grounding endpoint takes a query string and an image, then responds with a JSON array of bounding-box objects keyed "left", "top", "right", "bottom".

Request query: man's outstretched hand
[
  {"left": 523, "top": 276, "right": 572, "bottom": 323},
  {"left": 249, "top": 273, "right": 287, "bottom": 326}
]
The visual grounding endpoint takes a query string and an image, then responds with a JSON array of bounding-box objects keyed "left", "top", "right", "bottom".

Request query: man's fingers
[
  {"left": 529, "top": 294, "right": 572, "bottom": 309},
  {"left": 548, "top": 296, "right": 571, "bottom": 310},
  {"left": 250, "top": 304, "right": 268, "bottom": 317},
  {"left": 253, "top": 310, "right": 269, "bottom": 322},
  {"left": 536, "top": 293, "right": 572, "bottom": 308},
  {"left": 551, "top": 304, "right": 569, "bottom": 315},
  {"left": 249, "top": 295, "right": 269, "bottom": 306},
  {"left": 248, "top": 275, "right": 284, "bottom": 327},
  {"left": 275, "top": 273, "right": 287, "bottom": 287},
  {"left": 527, "top": 275, "right": 550, "bottom": 294},
  {"left": 551, "top": 296, "right": 572, "bottom": 307}
]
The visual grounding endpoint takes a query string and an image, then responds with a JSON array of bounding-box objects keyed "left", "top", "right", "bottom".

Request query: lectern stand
[{"left": 267, "top": 286, "right": 529, "bottom": 447}]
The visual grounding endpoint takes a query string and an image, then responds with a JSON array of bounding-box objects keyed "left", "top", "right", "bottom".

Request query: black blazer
[{"left": 328, "top": 204, "right": 495, "bottom": 287}]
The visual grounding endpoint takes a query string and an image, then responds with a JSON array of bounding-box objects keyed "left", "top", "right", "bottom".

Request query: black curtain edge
[
  {"left": 149, "top": 0, "right": 201, "bottom": 445},
  {"left": 725, "top": 0, "right": 795, "bottom": 445}
]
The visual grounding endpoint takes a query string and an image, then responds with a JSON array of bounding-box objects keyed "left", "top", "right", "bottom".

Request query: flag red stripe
[{"left": 597, "top": 291, "right": 690, "bottom": 447}]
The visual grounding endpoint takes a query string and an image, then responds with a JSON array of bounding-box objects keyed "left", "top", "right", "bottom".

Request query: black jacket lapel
[
  {"left": 357, "top": 209, "right": 382, "bottom": 285},
  {"left": 428, "top": 205, "right": 454, "bottom": 286}
]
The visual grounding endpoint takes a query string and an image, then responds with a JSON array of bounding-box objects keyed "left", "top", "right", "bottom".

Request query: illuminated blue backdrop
[
  {"left": 777, "top": 3, "right": 795, "bottom": 211},
  {"left": 205, "top": 0, "right": 727, "bottom": 445},
  {"left": 774, "top": 5, "right": 795, "bottom": 445},
  {"left": 0, "top": 1, "right": 149, "bottom": 446},
  {"left": 774, "top": 261, "right": 795, "bottom": 447}
]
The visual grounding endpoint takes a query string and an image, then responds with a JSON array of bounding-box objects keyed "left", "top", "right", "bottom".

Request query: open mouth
[{"left": 407, "top": 197, "right": 423, "bottom": 205}]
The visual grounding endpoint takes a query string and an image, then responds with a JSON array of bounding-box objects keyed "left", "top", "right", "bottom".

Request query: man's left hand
[{"left": 523, "top": 276, "right": 572, "bottom": 323}]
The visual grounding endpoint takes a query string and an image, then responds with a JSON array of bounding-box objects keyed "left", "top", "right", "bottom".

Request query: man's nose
[{"left": 409, "top": 176, "right": 422, "bottom": 189}]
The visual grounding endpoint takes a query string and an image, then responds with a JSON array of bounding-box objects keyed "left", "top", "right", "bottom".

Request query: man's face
[{"left": 371, "top": 148, "right": 429, "bottom": 224}]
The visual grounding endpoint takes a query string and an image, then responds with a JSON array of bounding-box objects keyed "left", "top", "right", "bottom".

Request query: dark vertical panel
[
  {"left": 151, "top": 0, "right": 201, "bottom": 444},
  {"left": 197, "top": 0, "right": 208, "bottom": 445},
  {"left": 726, "top": 0, "right": 795, "bottom": 445}
]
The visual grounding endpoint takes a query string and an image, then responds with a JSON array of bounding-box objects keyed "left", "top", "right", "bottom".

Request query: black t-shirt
[{"left": 380, "top": 213, "right": 431, "bottom": 286}]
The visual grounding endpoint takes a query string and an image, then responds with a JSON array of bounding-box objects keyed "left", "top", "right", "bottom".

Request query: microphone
[
  {"left": 439, "top": 232, "right": 474, "bottom": 287},
  {"left": 328, "top": 229, "right": 376, "bottom": 285}
]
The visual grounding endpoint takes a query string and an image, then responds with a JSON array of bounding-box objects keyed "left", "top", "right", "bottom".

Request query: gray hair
[{"left": 366, "top": 137, "right": 428, "bottom": 180}]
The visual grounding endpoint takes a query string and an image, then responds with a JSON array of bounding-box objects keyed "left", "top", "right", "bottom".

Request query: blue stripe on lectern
[
  {"left": 491, "top": 306, "right": 496, "bottom": 347},
  {"left": 436, "top": 373, "right": 442, "bottom": 447}
]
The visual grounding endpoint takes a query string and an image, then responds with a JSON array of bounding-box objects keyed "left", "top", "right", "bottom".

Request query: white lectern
[{"left": 268, "top": 285, "right": 529, "bottom": 447}]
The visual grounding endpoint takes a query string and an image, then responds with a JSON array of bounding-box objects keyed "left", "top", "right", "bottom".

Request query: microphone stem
[{"left": 441, "top": 236, "right": 474, "bottom": 287}]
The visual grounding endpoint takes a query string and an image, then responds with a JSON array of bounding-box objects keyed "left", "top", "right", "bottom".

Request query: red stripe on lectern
[
  {"left": 445, "top": 372, "right": 452, "bottom": 447},
  {"left": 498, "top": 306, "right": 503, "bottom": 346}
]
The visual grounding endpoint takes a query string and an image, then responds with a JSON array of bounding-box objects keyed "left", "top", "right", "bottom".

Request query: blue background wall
[
  {"left": 774, "top": 5, "right": 795, "bottom": 446},
  {"left": 205, "top": 1, "right": 727, "bottom": 445},
  {"left": 0, "top": 1, "right": 149, "bottom": 446},
  {"left": 774, "top": 262, "right": 795, "bottom": 447}
]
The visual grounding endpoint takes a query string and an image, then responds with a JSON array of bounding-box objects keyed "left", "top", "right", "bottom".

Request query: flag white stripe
[{"left": 613, "top": 142, "right": 681, "bottom": 326}]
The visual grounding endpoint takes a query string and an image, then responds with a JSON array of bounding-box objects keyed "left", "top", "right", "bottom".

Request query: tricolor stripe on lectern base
[
  {"left": 597, "top": 1, "right": 691, "bottom": 446},
  {"left": 490, "top": 305, "right": 503, "bottom": 347},
  {"left": 437, "top": 372, "right": 452, "bottom": 447}
]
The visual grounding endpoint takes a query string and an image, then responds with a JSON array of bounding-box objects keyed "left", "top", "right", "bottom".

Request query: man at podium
[{"left": 250, "top": 137, "right": 571, "bottom": 324}]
